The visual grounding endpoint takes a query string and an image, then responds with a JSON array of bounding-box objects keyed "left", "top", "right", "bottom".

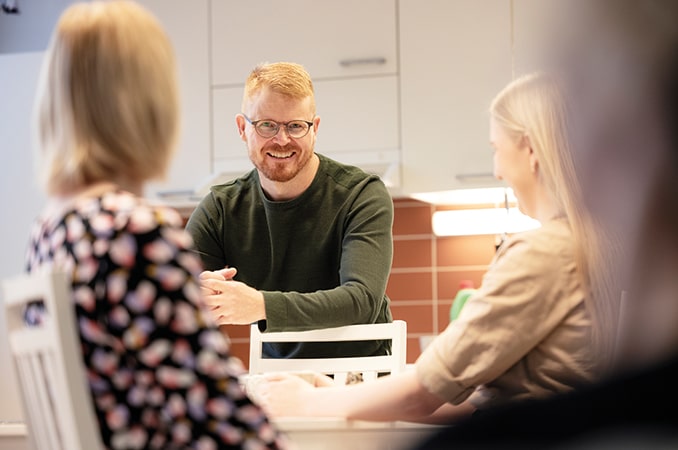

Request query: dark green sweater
[{"left": 186, "top": 154, "right": 394, "bottom": 358}]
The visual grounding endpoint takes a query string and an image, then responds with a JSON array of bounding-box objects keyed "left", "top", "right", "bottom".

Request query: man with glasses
[{"left": 186, "top": 62, "right": 394, "bottom": 360}]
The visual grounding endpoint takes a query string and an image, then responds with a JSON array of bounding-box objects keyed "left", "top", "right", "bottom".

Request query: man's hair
[{"left": 241, "top": 61, "right": 315, "bottom": 115}]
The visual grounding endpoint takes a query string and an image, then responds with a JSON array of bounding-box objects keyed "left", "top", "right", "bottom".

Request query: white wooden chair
[
  {"left": 248, "top": 320, "right": 407, "bottom": 384},
  {"left": 1, "top": 270, "right": 102, "bottom": 450}
]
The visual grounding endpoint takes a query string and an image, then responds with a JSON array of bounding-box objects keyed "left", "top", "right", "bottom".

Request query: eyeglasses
[{"left": 243, "top": 115, "right": 314, "bottom": 139}]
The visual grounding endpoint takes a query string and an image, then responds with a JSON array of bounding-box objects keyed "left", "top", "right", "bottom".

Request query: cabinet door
[
  {"left": 137, "top": 0, "right": 211, "bottom": 195},
  {"left": 399, "top": 0, "right": 513, "bottom": 194},
  {"left": 211, "top": 0, "right": 397, "bottom": 85}
]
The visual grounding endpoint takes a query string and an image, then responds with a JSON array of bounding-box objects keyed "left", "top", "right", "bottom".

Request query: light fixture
[
  {"left": 432, "top": 207, "right": 541, "bottom": 236},
  {"left": 410, "top": 187, "right": 517, "bottom": 205}
]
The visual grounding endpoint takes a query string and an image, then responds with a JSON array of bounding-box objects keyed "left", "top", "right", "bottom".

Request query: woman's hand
[
  {"left": 312, "top": 373, "right": 335, "bottom": 387},
  {"left": 256, "top": 372, "right": 319, "bottom": 417}
]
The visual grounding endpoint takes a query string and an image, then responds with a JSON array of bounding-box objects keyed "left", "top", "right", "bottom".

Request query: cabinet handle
[
  {"left": 455, "top": 173, "right": 496, "bottom": 182},
  {"left": 339, "top": 57, "right": 387, "bottom": 67}
]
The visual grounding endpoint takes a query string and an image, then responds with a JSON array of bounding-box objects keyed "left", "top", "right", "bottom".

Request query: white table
[
  {"left": 0, "top": 418, "right": 442, "bottom": 450},
  {"left": 273, "top": 417, "right": 443, "bottom": 450}
]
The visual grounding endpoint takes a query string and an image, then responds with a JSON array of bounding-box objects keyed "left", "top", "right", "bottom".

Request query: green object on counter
[{"left": 450, "top": 287, "right": 477, "bottom": 322}]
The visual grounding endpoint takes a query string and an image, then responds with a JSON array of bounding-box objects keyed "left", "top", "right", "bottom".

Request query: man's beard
[{"left": 255, "top": 143, "right": 312, "bottom": 182}]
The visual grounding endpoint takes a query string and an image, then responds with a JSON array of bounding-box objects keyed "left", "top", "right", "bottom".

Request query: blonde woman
[
  {"left": 25, "top": 2, "right": 288, "bottom": 448},
  {"left": 255, "top": 72, "right": 615, "bottom": 424}
]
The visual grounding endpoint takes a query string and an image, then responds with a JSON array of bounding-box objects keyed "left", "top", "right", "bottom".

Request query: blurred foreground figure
[
  {"left": 413, "top": 0, "right": 678, "bottom": 447},
  {"left": 557, "top": 0, "right": 678, "bottom": 370},
  {"left": 26, "top": 1, "right": 289, "bottom": 448}
]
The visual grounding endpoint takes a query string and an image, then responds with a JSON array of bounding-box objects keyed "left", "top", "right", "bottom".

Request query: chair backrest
[
  {"left": 248, "top": 320, "right": 407, "bottom": 384},
  {"left": 1, "top": 270, "right": 102, "bottom": 450}
]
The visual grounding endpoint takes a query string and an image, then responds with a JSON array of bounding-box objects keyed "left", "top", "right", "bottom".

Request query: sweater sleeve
[{"left": 184, "top": 190, "right": 229, "bottom": 271}]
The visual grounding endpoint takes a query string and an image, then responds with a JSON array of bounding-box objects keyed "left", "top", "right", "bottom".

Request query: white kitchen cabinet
[
  {"left": 398, "top": 0, "right": 513, "bottom": 195},
  {"left": 210, "top": 0, "right": 397, "bottom": 84},
  {"left": 210, "top": 0, "right": 400, "bottom": 184},
  {"left": 136, "top": 0, "right": 211, "bottom": 196}
]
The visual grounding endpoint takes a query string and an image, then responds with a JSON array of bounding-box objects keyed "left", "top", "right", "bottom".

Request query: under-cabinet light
[
  {"left": 432, "top": 207, "right": 541, "bottom": 236},
  {"left": 410, "top": 187, "right": 517, "bottom": 205}
]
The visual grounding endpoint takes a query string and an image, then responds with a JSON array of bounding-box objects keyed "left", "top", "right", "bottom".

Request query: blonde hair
[
  {"left": 34, "top": 0, "right": 180, "bottom": 195},
  {"left": 241, "top": 61, "right": 315, "bottom": 114},
  {"left": 491, "top": 73, "right": 623, "bottom": 372}
]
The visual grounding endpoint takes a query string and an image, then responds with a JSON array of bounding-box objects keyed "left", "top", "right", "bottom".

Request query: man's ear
[{"left": 236, "top": 114, "right": 247, "bottom": 141}]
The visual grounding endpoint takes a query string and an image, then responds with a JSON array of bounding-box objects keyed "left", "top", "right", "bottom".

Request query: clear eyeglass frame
[{"left": 243, "top": 115, "right": 314, "bottom": 139}]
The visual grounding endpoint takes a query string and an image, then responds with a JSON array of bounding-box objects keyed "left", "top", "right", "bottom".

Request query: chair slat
[
  {"left": 16, "top": 356, "right": 47, "bottom": 450},
  {"left": 29, "top": 352, "right": 60, "bottom": 449}
]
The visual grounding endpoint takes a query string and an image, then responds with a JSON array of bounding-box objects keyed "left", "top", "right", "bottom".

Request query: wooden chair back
[
  {"left": 248, "top": 320, "right": 407, "bottom": 384},
  {"left": 1, "top": 270, "right": 102, "bottom": 450}
]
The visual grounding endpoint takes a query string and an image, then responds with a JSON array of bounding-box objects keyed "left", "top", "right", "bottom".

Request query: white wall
[
  {"left": 0, "top": 51, "right": 46, "bottom": 422},
  {"left": 140, "top": 0, "right": 211, "bottom": 197},
  {"left": 0, "top": 0, "right": 73, "bottom": 53}
]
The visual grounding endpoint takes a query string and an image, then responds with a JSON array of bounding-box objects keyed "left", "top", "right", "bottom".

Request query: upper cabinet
[
  {"left": 211, "top": 1, "right": 397, "bottom": 84},
  {"left": 398, "top": 0, "right": 513, "bottom": 195},
  {"left": 210, "top": 0, "right": 400, "bottom": 183},
  {"left": 136, "top": 0, "right": 211, "bottom": 196}
]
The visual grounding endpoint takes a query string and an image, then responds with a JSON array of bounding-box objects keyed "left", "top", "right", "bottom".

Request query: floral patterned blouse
[{"left": 25, "top": 189, "right": 289, "bottom": 449}]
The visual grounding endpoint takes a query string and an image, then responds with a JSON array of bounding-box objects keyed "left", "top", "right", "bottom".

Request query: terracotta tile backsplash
[
  {"left": 392, "top": 239, "right": 433, "bottom": 268},
  {"left": 220, "top": 198, "right": 496, "bottom": 368},
  {"left": 388, "top": 199, "right": 495, "bottom": 364},
  {"left": 387, "top": 272, "right": 434, "bottom": 301}
]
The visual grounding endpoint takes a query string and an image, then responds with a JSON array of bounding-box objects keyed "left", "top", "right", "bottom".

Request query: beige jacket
[{"left": 416, "top": 218, "right": 597, "bottom": 409}]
